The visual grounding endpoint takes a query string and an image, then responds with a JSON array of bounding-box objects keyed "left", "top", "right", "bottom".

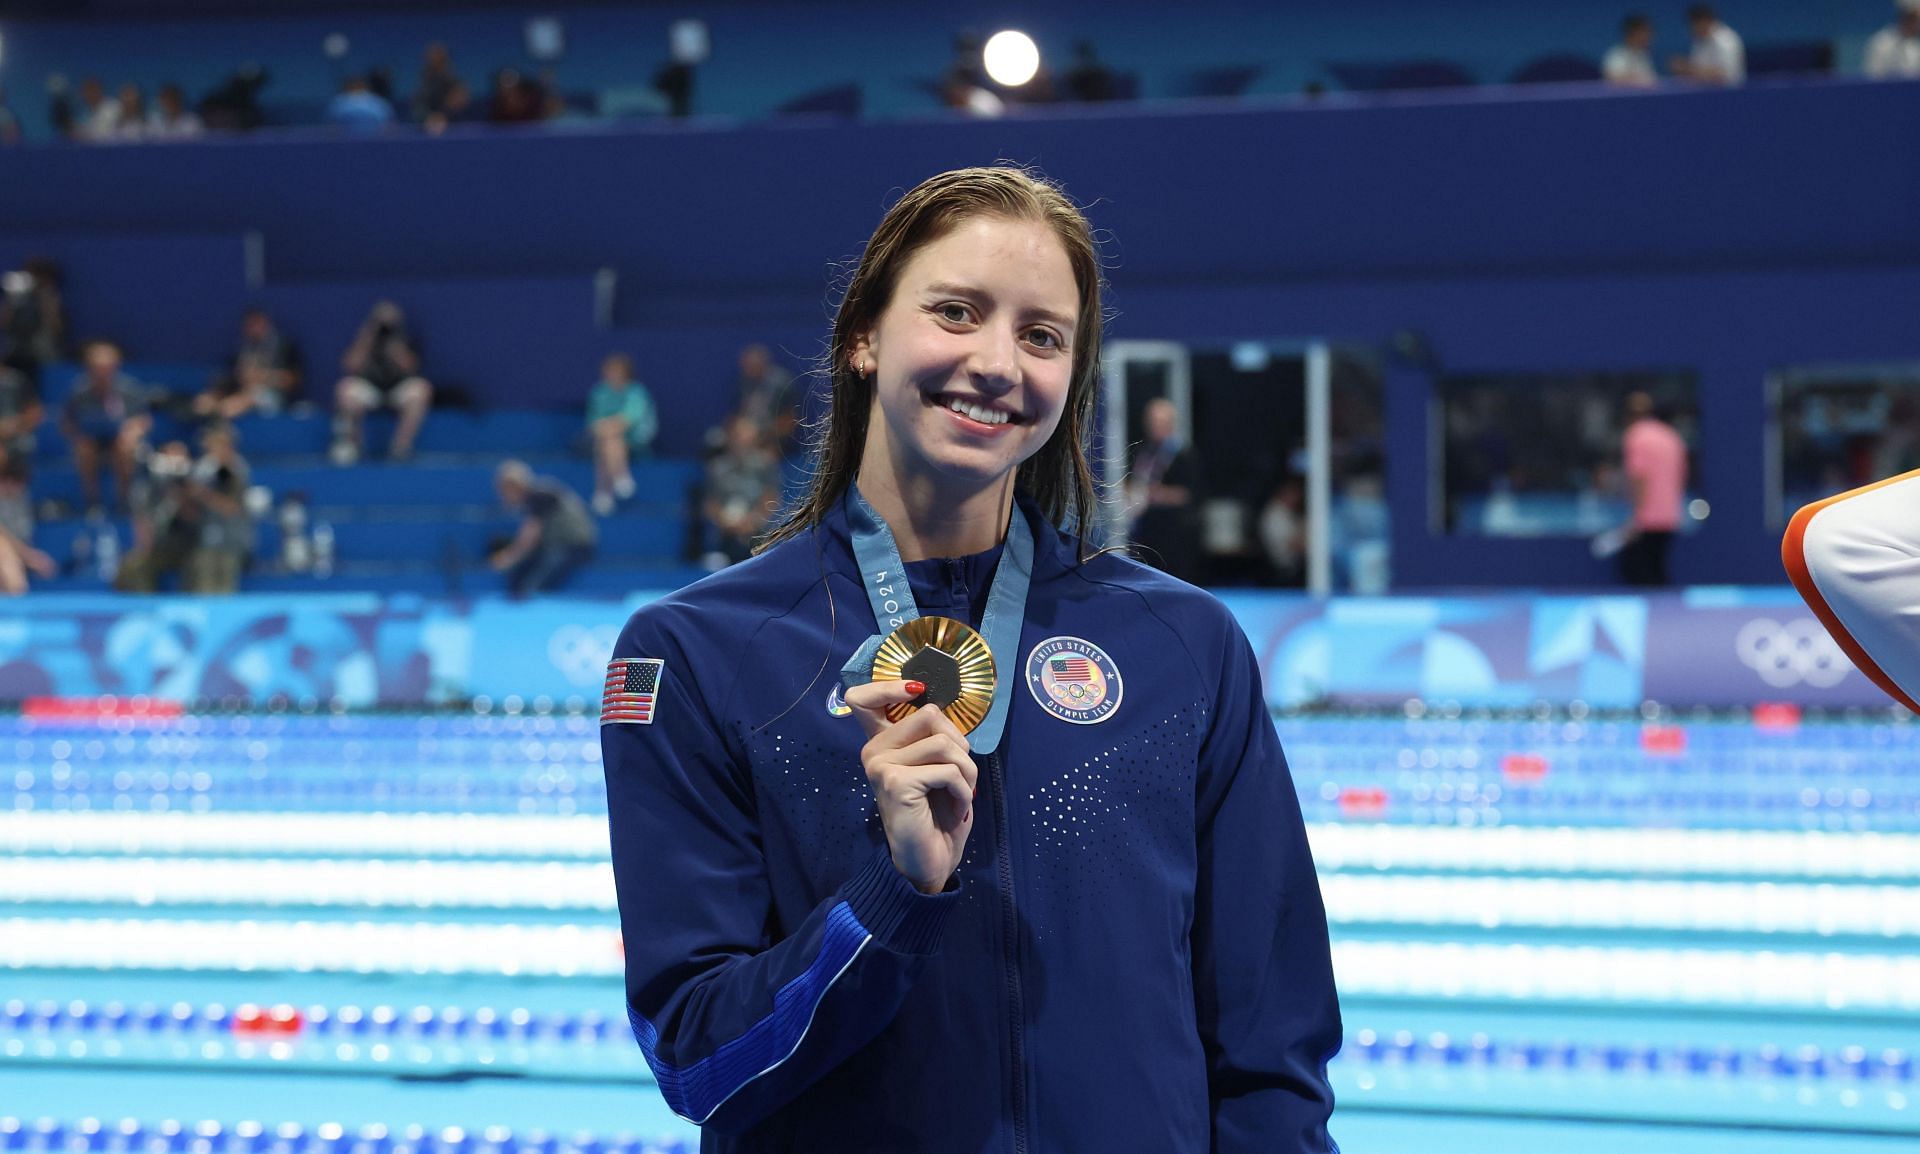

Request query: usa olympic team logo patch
[{"left": 1025, "top": 636, "right": 1122, "bottom": 724}]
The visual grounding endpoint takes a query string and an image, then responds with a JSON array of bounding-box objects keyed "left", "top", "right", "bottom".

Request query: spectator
[
  {"left": 327, "top": 75, "right": 395, "bottom": 130},
  {"left": 117, "top": 425, "right": 252, "bottom": 594},
  {"left": 0, "top": 452, "right": 56, "bottom": 595},
  {"left": 700, "top": 412, "right": 779, "bottom": 567},
  {"left": 110, "top": 84, "right": 148, "bottom": 141},
  {"left": 2, "top": 258, "right": 65, "bottom": 381},
  {"left": 195, "top": 308, "right": 302, "bottom": 421},
  {"left": 1671, "top": 4, "right": 1745, "bottom": 85},
  {"left": 1617, "top": 391, "right": 1687, "bottom": 586},
  {"left": 488, "top": 69, "right": 545, "bottom": 123},
  {"left": 413, "top": 42, "right": 464, "bottom": 127},
  {"left": 1258, "top": 475, "right": 1306, "bottom": 587},
  {"left": 1866, "top": 0, "right": 1920, "bottom": 78},
  {"left": 0, "top": 86, "right": 21, "bottom": 145},
  {"left": 734, "top": 343, "right": 796, "bottom": 440},
  {"left": 61, "top": 341, "right": 151, "bottom": 516},
  {"left": 490, "top": 459, "right": 597, "bottom": 596},
  {"left": 47, "top": 74, "right": 76, "bottom": 140},
  {"left": 0, "top": 363, "right": 45, "bottom": 475},
  {"left": 147, "top": 84, "right": 204, "bottom": 140},
  {"left": 425, "top": 80, "right": 478, "bottom": 134},
  {"left": 586, "top": 353, "right": 657, "bottom": 516},
  {"left": 654, "top": 18, "right": 709, "bottom": 118},
  {"left": 1063, "top": 41, "right": 1119, "bottom": 102},
  {"left": 1604, "top": 14, "right": 1660, "bottom": 87},
  {"left": 332, "top": 301, "right": 432, "bottom": 465},
  {"left": 199, "top": 65, "right": 268, "bottom": 133},
  {"left": 1127, "top": 397, "right": 1204, "bottom": 583},
  {"left": 76, "top": 77, "right": 120, "bottom": 140}
]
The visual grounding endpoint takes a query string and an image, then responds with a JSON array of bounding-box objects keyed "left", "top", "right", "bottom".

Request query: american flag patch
[
  {"left": 1049, "top": 656, "right": 1094, "bottom": 682},
  {"left": 602, "top": 658, "right": 664, "bottom": 725}
]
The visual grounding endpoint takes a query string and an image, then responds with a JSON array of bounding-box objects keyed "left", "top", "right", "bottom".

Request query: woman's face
[{"left": 854, "top": 215, "right": 1079, "bottom": 496}]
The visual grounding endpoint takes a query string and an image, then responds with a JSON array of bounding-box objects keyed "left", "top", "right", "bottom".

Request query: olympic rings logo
[
  {"left": 1733, "top": 617, "right": 1852, "bottom": 689},
  {"left": 548, "top": 624, "right": 622, "bottom": 686}
]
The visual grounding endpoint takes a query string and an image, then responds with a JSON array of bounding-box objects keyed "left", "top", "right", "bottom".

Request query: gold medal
[{"left": 870, "top": 616, "right": 997, "bottom": 734}]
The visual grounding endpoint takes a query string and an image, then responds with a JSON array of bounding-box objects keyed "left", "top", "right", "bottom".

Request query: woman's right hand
[{"left": 842, "top": 679, "right": 979, "bottom": 895}]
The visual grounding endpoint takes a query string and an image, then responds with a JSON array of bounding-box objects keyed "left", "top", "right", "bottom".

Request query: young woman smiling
[{"left": 601, "top": 167, "right": 1341, "bottom": 1152}]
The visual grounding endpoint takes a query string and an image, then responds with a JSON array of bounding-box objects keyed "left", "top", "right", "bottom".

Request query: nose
[{"left": 969, "top": 323, "right": 1022, "bottom": 396}]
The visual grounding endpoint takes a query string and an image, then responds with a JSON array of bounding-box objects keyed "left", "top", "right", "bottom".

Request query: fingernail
[{"left": 904, "top": 680, "right": 926, "bottom": 696}]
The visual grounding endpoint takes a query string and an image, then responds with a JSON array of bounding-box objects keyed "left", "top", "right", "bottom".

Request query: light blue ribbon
[{"left": 839, "top": 485, "right": 1033, "bottom": 753}]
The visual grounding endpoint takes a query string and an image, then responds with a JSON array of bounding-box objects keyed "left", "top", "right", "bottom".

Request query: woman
[
  {"left": 586, "top": 352, "right": 658, "bottom": 515},
  {"left": 601, "top": 167, "right": 1340, "bottom": 1151}
]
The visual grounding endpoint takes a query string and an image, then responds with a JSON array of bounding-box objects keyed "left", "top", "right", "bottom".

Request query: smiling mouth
[{"left": 929, "top": 392, "right": 1022, "bottom": 427}]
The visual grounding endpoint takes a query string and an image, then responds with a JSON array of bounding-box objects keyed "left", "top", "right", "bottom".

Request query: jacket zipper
[{"left": 988, "top": 751, "right": 1029, "bottom": 1154}]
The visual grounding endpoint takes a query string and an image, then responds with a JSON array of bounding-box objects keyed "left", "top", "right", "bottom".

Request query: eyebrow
[{"left": 922, "top": 281, "right": 1076, "bottom": 330}]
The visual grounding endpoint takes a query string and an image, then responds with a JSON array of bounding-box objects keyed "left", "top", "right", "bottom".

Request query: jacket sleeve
[
  {"left": 602, "top": 607, "right": 962, "bottom": 1134},
  {"left": 1191, "top": 616, "right": 1342, "bottom": 1152}
]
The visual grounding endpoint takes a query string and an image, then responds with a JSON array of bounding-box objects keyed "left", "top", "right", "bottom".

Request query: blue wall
[{"left": 2, "top": 81, "right": 1916, "bottom": 588}]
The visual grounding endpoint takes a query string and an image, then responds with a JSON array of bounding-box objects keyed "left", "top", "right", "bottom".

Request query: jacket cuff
[{"left": 840, "top": 844, "right": 959, "bottom": 956}]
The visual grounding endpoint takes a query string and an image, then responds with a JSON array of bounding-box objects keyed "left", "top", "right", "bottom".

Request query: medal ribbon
[{"left": 840, "top": 484, "right": 1033, "bottom": 754}]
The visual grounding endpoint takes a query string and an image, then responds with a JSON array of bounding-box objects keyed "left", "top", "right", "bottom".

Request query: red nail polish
[{"left": 904, "top": 680, "right": 926, "bottom": 696}]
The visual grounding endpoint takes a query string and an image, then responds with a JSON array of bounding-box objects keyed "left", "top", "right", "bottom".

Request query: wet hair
[{"left": 758, "top": 165, "right": 1107, "bottom": 557}]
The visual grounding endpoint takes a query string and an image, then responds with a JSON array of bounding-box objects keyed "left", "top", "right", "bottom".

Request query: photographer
[
  {"left": 331, "top": 301, "right": 432, "bottom": 465},
  {"left": 0, "top": 363, "right": 43, "bottom": 477},
  {"left": 2, "top": 258, "right": 65, "bottom": 380},
  {"left": 116, "top": 424, "right": 252, "bottom": 594}
]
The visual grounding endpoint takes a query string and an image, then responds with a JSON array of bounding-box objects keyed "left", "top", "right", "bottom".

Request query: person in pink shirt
[{"left": 1618, "top": 391, "right": 1687, "bottom": 585}]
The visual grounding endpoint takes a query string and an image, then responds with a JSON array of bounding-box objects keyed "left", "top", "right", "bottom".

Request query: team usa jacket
[{"left": 600, "top": 491, "right": 1342, "bottom": 1153}]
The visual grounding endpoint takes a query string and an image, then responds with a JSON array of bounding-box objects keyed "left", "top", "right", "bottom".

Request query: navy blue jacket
[{"left": 602, "top": 492, "right": 1341, "bottom": 1152}]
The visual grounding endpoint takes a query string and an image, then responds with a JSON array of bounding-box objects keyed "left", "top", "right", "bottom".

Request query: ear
[{"left": 849, "top": 329, "right": 877, "bottom": 376}]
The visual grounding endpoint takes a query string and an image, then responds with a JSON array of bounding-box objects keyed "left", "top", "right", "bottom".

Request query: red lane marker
[
  {"left": 1753, "top": 702, "right": 1802, "bottom": 733},
  {"left": 1338, "top": 787, "right": 1389, "bottom": 819},
  {"left": 267, "top": 1004, "right": 304, "bottom": 1036},
  {"left": 1501, "top": 754, "right": 1550, "bottom": 784},
  {"left": 231, "top": 1003, "right": 267, "bottom": 1035},
  {"left": 1641, "top": 724, "right": 1688, "bottom": 756},
  {"left": 21, "top": 696, "right": 185, "bottom": 722}
]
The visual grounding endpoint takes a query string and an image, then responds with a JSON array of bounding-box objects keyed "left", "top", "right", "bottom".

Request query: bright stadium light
[{"left": 983, "top": 30, "right": 1040, "bottom": 87}]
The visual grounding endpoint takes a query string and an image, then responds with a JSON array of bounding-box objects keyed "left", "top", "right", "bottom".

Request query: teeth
[{"left": 943, "top": 396, "right": 1010, "bottom": 425}]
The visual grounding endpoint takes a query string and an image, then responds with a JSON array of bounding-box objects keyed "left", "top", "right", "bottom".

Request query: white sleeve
[
  {"left": 1865, "top": 31, "right": 1896, "bottom": 78},
  {"left": 1788, "top": 471, "right": 1920, "bottom": 713},
  {"left": 1722, "top": 29, "right": 1746, "bottom": 83}
]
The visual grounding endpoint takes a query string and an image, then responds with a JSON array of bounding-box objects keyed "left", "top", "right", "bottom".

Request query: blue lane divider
[
  {"left": 0, "top": 1000, "right": 619, "bottom": 1045},
  {"left": 6, "top": 998, "right": 1915, "bottom": 1085},
  {"left": 1341, "top": 1029, "right": 1916, "bottom": 1082},
  {"left": 0, "top": 1118, "right": 690, "bottom": 1154}
]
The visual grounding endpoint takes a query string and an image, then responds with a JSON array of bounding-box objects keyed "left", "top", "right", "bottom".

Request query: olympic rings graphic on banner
[
  {"left": 549, "top": 624, "right": 622, "bottom": 686},
  {"left": 1733, "top": 617, "right": 1851, "bottom": 689}
]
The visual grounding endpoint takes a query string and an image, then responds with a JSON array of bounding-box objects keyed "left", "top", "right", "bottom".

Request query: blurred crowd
[
  {"left": 3, "top": 3, "right": 1913, "bottom": 147},
  {"left": 0, "top": 252, "right": 811, "bottom": 599}
]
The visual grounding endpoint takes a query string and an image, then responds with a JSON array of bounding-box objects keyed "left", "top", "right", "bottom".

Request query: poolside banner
[{"left": 0, "top": 589, "right": 1893, "bottom": 710}]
